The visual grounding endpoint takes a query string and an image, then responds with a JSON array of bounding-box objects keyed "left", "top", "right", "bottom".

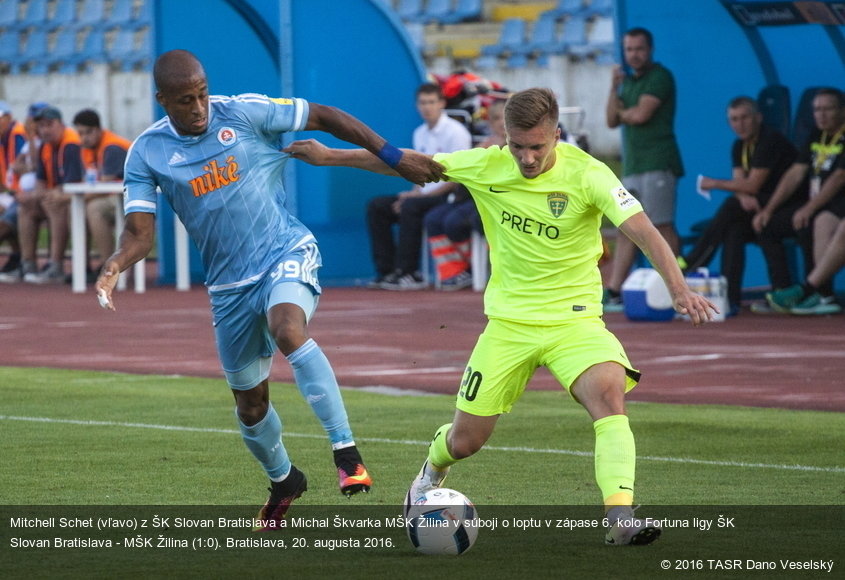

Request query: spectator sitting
[
  {"left": 424, "top": 99, "right": 507, "bottom": 290},
  {"left": 753, "top": 87, "right": 845, "bottom": 308},
  {"left": 73, "top": 108, "right": 132, "bottom": 276},
  {"left": 16, "top": 105, "right": 84, "bottom": 284},
  {"left": 366, "top": 82, "right": 472, "bottom": 290},
  {"left": 0, "top": 101, "right": 27, "bottom": 274},
  {"left": 766, "top": 163, "right": 845, "bottom": 314},
  {"left": 0, "top": 102, "right": 47, "bottom": 283},
  {"left": 681, "top": 96, "right": 797, "bottom": 315}
]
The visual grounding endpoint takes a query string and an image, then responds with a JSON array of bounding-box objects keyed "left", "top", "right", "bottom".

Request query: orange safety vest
[
  {"left": 81, "top": 129, "right": 132, "bottom": 178},
  {"left": 0, "top": 120, "right": 26, "bottom": 191},
  {"left": 39, "top": 127, "right": 82, "bottom": 188}
]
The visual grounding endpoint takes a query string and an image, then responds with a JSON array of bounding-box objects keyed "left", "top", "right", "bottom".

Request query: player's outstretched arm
[
  {"left": 95, "top": 212, "right": 155, "bottom": 311},
  {"left": 303, "top": 103, "right": 444, "bottom": 184},
  {"left": 618, "top": 212, "right": 718, "bottom": 326},
  {"left": 285, "top": 138, "right": 444, "bottom": 181}
]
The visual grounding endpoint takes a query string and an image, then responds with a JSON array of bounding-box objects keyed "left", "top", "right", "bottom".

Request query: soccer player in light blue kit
[{"left": 95, "top": 50, "right": 443, "bottom": 528}]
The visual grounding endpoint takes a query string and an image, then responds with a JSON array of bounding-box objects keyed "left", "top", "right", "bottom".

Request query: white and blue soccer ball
[{"left": 406, "top": 488, "right": 479, "bottom": 555}]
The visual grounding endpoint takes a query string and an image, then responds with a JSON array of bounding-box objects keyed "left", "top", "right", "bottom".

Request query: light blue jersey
[{"left": 124, "top": 94, "right": 316, "bottom": 292}]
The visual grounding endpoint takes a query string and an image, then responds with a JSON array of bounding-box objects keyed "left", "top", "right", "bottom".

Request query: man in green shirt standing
[{"left": 604, "top": 27, "right": 684, "bottom": 311}]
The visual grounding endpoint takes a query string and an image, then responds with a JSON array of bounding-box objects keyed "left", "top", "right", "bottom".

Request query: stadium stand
[{"left": 0, "top": 0, "right": 153, "bottom": 74}]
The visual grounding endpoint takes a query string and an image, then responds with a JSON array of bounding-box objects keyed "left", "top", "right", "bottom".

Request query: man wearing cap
[
  {"left": 15, "top": 105, "right": 84, "bottom": 284},
  {"left": 0, "top": 101, "right": 27, "bottom": 275}
]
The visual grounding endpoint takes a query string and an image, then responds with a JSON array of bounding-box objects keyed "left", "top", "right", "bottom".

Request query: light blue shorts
[{"left": 210, "top": 243, "right": 322, "bottom": 390}]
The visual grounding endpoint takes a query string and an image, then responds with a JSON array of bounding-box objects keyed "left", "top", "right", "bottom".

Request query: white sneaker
[
  {"left": 604, "top": 506, "right": 662, "bottom": 546},
  {"left": 440, "top": 271, "right": 473, "bottom": 291},
  {"left": 24, "top": 265, "right": 65, "bottom": 285},
  {"left": 382, "top": 272, "right": 427, "bottom": 291},
  {"left": 0, "top": 268, "right": 22, "bottom": 283},
  {"left": 403, "top": 460, "right": 449, "bottom": 516}
]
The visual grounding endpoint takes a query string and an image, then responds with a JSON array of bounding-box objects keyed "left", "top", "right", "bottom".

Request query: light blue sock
[
  {"left": 287, "top": 339, "right": 353, "bottom": 449},
  {"left": 238, "top": 402, "right": 291, "bottom": 480}
]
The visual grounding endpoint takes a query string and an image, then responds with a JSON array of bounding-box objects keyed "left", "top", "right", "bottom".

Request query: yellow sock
[
  {"left": 593, "top": 414, "right": 636, "bottom": 509},
  {"left": 427, "top": 423, "right": 457, "bottom": 469}
]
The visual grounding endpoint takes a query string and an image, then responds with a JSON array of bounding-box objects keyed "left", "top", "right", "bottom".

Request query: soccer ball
[{"left": 406, "top": 488, "right": 479, "bottom": 555}]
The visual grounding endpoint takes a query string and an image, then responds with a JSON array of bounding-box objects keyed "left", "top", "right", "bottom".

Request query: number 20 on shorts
[{"left": 460, "top": 367, "right": 483, "bottom": 401}]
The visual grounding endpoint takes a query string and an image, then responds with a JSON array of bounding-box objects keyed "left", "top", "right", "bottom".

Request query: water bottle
[{"left": 85, "top": 166, "right": 98, "bottom": 185}]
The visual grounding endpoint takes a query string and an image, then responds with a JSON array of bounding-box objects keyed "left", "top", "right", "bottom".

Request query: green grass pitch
[{"left": 1, "top": 367, "right": 842, "bottom": 579}]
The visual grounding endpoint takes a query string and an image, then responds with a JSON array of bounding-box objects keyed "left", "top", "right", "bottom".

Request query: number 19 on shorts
[{"left": 459, "top": 366, "right": 483, "bottom": 402}]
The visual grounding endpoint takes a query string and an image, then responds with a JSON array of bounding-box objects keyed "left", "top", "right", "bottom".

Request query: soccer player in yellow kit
[{"left": 285, "top": 88, "right": 716, "bottom": 545}]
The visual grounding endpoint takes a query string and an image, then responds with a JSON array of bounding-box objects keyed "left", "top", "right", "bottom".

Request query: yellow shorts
[{"left": 456, "top": 317, "right": 640, "bottom": 416}]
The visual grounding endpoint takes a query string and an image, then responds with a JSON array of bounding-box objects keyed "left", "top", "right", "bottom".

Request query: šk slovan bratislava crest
[{"left": 547, "top": 193, "right": 568, "bottom": 218}]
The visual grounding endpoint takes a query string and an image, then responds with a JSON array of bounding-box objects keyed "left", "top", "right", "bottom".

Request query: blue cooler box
[{"left": 621, "top": 268, "right": 674, "bottom": 322}]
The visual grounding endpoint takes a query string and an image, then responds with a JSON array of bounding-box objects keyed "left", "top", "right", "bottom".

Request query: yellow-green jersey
[{"left": 434, "top": 143, "right": 643, "bottom": 323}]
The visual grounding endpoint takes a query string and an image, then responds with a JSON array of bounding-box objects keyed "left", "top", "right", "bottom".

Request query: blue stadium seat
[
  {"left": 50, "top": 26, "right": 79, "bottom": 71},
  {"left": 0, "top": 28, "right": 21, "bottom": 71},
  {"left": 14, "top": 28, "right": 48, "bottom": 73},
  {"left": 506, "top": 53, "right": 529, "bottom": 68},
  {"left": 559, "top": 14, "right": 588, "bottom": 55},
  {"left": 76, "top": 26, "right": 106, "bottom": 70},
  {"left": 528, "top": 11, "right": 564, "bottom": 54},
  {"left": 396, "top": 0, "right": 424, "bottom": 22},
  {"left": 0, "top": 0, "right": 19, "bottom": 30},
  {"left": 585, "top": 0, "right": 614, "bottom": 19},
  {"left": 583, "top": 15, "right": 614, "bottom": 54},
  {"left": 423, "top": 0, "right": 452, "bottom": 23},
  {"left": 110, "top": 0, "right": 150, "bottom": 29},
  {"left": 473, "top": 54, "right": 499, "bottom": 70},
  {"left": 76, "top": 0, "right": 106, "bottom": 30},
  {"left": 109, "top": 26, "right": 151, "bottom": 71},
  {"left": 16, "top": 0, "right": 48, "bottom": 30},
  {"left": 549, "top": 0, "right": 585, "bottom": 19},
  {"left": 440, "top": 0, "right": 482, "bottom": 24},
  {"left": 757, "top": 84, "right": 791, "bottom": 138},
  {"left": 594, "top": 45, "right": 616, "bottom": 65},
  {"left": 135, "top": 0, "right": 152, "bottom": 26},
  {"left": 49, "top": 0, "right": 78, "bottom": 29},
  {"left": 481, "top": 18, "right": 527, "bottom": 56},
  {"left": 110, "top": 0, "right": 134, "bottom": 26}
]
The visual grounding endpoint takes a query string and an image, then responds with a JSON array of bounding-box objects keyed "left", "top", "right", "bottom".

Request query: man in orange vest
[
  {"left": 0, "top": 101, "right": 27, "bottom": 274},
  {"left": 15, "top": 105, "right": 84, "bottom": 284},
  {"left": 73, "top": 109, "right": 131, "bottom": 276}
]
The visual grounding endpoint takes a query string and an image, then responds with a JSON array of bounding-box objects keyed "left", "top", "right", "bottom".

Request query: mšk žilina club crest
[{"left": 547, "top": 193, "right": 568, "bottom": 218}]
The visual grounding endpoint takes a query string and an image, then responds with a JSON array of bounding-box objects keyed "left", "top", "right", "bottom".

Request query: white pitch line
[{"left": 2, "top": 415, "right": 842, "bottom": 474}]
